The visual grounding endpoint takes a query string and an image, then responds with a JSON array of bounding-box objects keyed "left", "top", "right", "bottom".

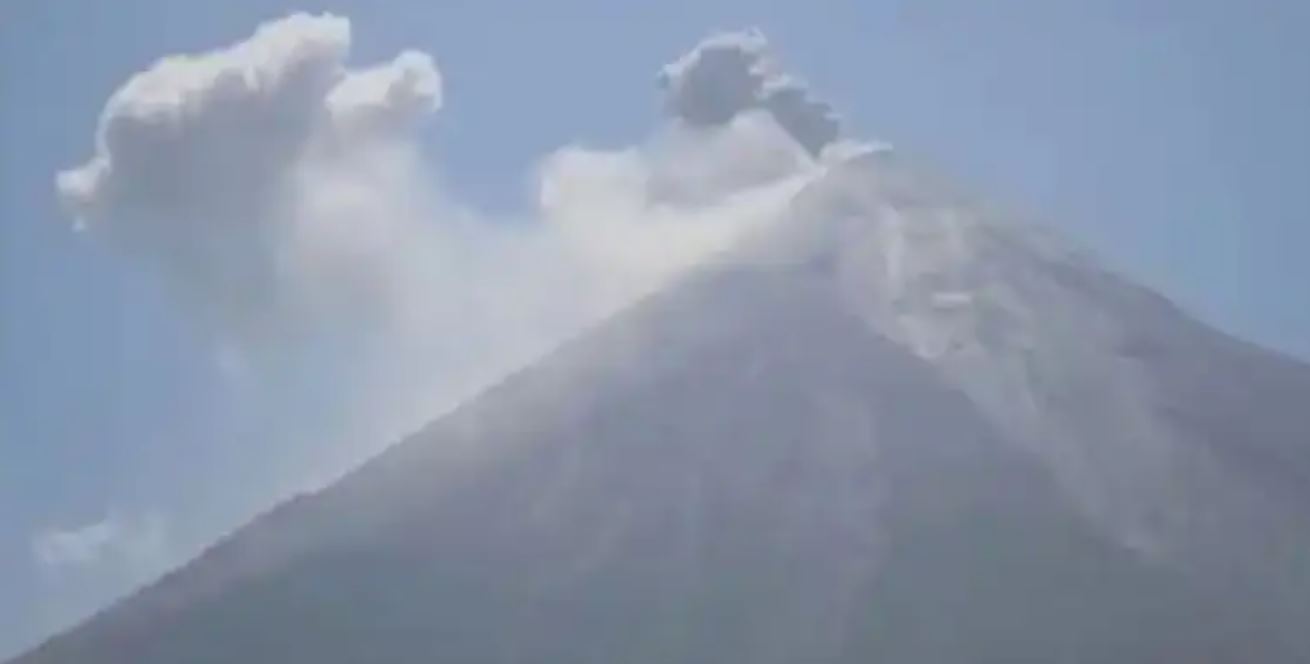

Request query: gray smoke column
[{"left": 659, "top": 29, "right": 841, "bottom": 157}]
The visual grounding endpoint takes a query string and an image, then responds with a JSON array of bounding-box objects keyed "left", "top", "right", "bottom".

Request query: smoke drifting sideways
[
  {"left": 659, "top": 28, "right": 842, "bottom": 158},
  {"left": 56, "top": 15, "right": 842, "bottom": 487}
]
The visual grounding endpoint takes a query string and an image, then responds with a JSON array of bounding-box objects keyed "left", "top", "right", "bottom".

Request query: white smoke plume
[{"left": 57, "top": 17, "right": 834, "bottom": 485}]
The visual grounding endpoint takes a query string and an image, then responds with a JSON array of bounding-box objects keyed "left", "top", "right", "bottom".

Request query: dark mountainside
[{"left": 14, "top": 153, "right": 1310, "bottom": 663}]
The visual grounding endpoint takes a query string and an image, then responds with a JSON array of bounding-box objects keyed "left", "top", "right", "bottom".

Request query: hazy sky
[{"left": 2, "top": 0, "right": 1307, "bottom": 656}]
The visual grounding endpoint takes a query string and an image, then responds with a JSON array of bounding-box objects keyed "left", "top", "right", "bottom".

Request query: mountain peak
[{"left": 17, "top": 140, "right": 1310, "bottom": 663}]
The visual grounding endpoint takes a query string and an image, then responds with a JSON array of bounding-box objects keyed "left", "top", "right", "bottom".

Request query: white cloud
[
  {"left": 538, "top": 109, "right": 817, "bottom": 282},
  {"left": 32, "top": 513, "right": 169, "bottom": 576},
  {"left": 55, "top": 13, "right": 443, "bottom": 341},
  {"left": 56, "top": 13, "right": 351, "bottom": 225},
  {"left": 326, "top": 50, "right": 442, "bottom": 137},
  {"left": 56, "top": 16, "right": 837, "bottom": 488}
]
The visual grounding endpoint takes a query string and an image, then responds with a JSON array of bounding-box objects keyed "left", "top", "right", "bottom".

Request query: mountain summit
[{"left": 18, "top": 31, "right": 1310, "bottom": 664}]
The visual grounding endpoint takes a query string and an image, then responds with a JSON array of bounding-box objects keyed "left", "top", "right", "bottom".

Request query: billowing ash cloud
[
  {"left": 54, "top": 14, "right": 832, "bottom": 510},
  {"left": 658, "top": 29, "right": 840, "bottom": 157},
  {"left": 55, "top": 13, "right": 442, "bottom": 338},
  {"left": 58, "top": 14, "right": 441, "bottom": 221}
]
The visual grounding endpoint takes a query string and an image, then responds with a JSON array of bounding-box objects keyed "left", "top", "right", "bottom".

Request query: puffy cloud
[
  {"left": 55, "top": 13, "right": 443, "bottom": 339},
  {"left": 56, "top": 13, "right": 351, "bottom": 222},
  {"left": 55, "top": 15, "right": 838, "bottom": 493},
  {"left": 32, "top": 513, "right": 169, "bottom": 576},
  {"left": 56, "top": 17, "right": 836, "bottom": 343},
  {"left": 326, "top": 50, "right": 442, "bottom": 138},
  {"left": 659, "top": 29, "right": 841, "bottom": 157}
]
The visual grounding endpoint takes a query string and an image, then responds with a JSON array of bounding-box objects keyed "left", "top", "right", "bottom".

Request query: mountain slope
[{"left": 15, "top": 154, "right": 1310, "bottom": 663}]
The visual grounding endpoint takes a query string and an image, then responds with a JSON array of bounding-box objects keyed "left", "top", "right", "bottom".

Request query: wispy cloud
[{"left": 32, "top": 512, "right": 169, "bottom": 577}]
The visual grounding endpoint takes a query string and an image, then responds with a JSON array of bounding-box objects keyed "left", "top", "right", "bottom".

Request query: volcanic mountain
[{"left": 15, "top": 143, "right": 1310, "bottom": 663}]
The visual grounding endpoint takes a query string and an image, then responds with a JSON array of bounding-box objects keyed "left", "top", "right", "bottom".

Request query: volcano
[{"left": 15, "top": 145, "right": 1310, "bottom": 663}]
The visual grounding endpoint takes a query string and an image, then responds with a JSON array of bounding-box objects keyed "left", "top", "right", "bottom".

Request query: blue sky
[{"left": 2, "top": 0, "right": 1308, "bottom": 656}]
